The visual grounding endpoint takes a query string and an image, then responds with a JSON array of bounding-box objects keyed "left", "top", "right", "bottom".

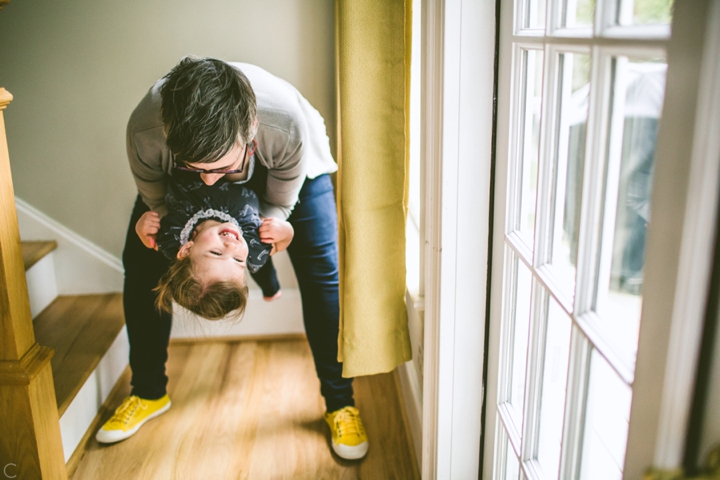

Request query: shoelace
[
  {"left": 111, "top": 396, "right": 147, "bottom": 426},
  {"left": 334, "top": 408, "right": 365, "bottom": 438}
]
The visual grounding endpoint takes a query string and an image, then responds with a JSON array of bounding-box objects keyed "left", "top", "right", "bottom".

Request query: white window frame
[{"left": 632, "top": 0, "right": 720, "bottom": 473}]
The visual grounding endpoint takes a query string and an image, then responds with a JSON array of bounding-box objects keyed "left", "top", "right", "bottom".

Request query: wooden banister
[
  {"left": 0, "top": 88, "right": 67, "bottom": 479},
  {"left": 0, "top": 89, "right": 34, "bottom": 362}
]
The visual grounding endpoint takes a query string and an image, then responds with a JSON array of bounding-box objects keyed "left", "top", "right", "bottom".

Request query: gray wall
[{"left": 0, "top": 0, "right": 336, "bottom": 257}]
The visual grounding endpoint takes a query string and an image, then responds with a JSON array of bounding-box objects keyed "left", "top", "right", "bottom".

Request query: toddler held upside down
[{"left": 135, "top": 176, "right": 293, "bottom": 321}]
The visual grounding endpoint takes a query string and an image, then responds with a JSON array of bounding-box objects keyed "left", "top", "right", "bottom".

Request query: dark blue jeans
[{"left": 122, "top": 173, "right": 354, "bottom": 412}]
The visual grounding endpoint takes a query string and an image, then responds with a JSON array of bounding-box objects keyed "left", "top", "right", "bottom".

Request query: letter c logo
[{"left": 3, "top": 463, "right": 17, "bottom": 478}]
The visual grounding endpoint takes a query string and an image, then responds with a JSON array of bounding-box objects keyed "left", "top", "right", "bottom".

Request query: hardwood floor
[{"left": 70, "top": 339, "right": 419, "bottom": 480}]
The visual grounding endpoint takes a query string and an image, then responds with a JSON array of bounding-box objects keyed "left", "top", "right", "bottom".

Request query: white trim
[
  {"left": 421, "top": 0, "right": 445, "bottom": 476},
  {"left": 653, "top": 0, "right": 720, "bottom": 468},
  {"left": 397, "top": 358, "right": 423, "bottom": 468},
  {"left": 421, "top": 0, "right": 496, "bottom": 478},
  {"left": 15, "top": 197, "right": 122, "bottom": 272},
  {"left": 15, "top": 197, "right": 124, "bottom": 294}
]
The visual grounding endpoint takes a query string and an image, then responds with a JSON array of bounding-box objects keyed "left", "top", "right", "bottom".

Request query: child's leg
[{"left": 249, "top": 258, "right": 281, "bottom": 300}]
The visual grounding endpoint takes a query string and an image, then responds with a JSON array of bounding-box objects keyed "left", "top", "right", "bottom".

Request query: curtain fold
[{"left": 335, "top": 0, "right": 413, "bottom": 378}]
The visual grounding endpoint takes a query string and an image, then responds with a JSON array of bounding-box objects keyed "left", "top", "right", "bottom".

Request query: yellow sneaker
[
  {"left": 324, "top": 406, "right": 369, "bottom": 460},
  {"left": 95, "top": 395, "right": 171, "bottom": 444}
]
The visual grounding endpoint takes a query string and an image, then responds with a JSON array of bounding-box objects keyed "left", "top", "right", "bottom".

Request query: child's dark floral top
[{"left": 157, "top": 176, "right": 272, "bottom": 273}]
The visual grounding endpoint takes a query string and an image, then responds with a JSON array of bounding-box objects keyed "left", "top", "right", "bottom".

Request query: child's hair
[{"left": 153, "top": 256, "right": 249, "bottom": 321}]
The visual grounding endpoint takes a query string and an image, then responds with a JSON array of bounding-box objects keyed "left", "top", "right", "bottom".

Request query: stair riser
[
  {"left": 26, "top": 252, "right": 58, "bottom": 319},
  {"left": 59, "top": 327, "right": 129, "bottom": 463}
]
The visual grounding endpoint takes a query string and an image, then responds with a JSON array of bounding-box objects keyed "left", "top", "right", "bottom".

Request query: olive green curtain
[{"left": 335, "top": 0, "right": 413, "bottom": 377}]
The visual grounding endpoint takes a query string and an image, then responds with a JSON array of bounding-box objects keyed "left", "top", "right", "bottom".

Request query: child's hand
[
  {"left": 259, "top": 217, "right": 294, "bottom": 254},
  {"left": 135, "top": 211, "right": 160, "bottom": 250}
]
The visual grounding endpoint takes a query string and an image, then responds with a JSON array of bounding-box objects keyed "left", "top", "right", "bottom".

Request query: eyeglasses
[{"left": 174, "top": 139, "right": 257, "bottom": 175}]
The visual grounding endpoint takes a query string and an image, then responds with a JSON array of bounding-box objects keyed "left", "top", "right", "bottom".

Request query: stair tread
[
  {"left": 21, "top": 240, "right": 58, "bottom": 271},
  {"left": 33, "top": 293, "right": 125, "bottom": 417}
]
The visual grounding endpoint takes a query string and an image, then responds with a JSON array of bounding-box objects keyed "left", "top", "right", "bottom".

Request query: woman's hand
[
  {"left": 259, "top": 217, "right": 294, "bottom": 254},
  {"left": 136, "top": 211, "right": 160, "bottom": 250}
]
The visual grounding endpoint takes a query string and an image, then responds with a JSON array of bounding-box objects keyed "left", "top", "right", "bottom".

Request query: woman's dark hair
[{"left": 160, "top": 56, "right": 257, "bottom": 165}]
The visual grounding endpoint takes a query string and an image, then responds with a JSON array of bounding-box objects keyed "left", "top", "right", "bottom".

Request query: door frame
[{"left": 419, "top": 0, "right": 498, "bottom": 478}]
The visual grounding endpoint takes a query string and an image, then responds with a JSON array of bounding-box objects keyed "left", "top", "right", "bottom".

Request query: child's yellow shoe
[
  {"left": 95, "top": 395, "right": 171, "bottom": 444},
  {"left": 324, "top": 406, "right": 369, "bottom": 460}
]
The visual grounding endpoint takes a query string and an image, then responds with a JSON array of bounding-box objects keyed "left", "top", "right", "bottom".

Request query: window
[{"left": 490, "top": 0, "right": 673, "bottom": 478}]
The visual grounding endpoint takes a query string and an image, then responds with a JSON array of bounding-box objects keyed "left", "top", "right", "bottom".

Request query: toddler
[{"left": 136, "top": 174, "right": 293, "bottom": 320}]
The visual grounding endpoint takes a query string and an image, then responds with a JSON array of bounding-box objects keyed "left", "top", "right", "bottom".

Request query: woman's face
[
  {"left": 177, "top": 220, "right": 248, "bottom": 285},
  {"left": 185, "top": 143, "right": 247, "bottom": 186}
]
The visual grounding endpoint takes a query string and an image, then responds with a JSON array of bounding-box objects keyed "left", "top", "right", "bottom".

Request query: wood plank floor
[{"left": 70, "top": 339, "right": 419, "bottom": 480}]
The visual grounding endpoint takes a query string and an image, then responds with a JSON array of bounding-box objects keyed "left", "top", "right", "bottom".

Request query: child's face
[{"left": 177, "top": 220, "right": 249, "bottom": 286}]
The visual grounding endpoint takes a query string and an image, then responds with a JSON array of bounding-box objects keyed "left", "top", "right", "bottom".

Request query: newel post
[{"left": 0, "top": 89, "right": 67, "bottom": 479}]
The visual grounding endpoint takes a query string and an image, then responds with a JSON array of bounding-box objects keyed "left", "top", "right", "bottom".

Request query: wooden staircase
[
  {"left": 32, "top": 292, "right": 124, "bottom": 419},
  {"left": 21, "top": 241, "right": 57, "bottom": 271},
  {"left": 1, "top": 89, "right": 127, "bottom": 478}
]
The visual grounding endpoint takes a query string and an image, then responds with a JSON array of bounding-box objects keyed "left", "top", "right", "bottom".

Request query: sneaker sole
[
  {"left": 331, "top": 440, "right": 369, "bottom": 460},
  {"left": 95, "top": 400, "right": 172, "bottom": 444}
]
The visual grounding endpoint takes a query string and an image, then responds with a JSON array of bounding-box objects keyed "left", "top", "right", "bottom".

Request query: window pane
[
  {"left": 579, "top": 350, "right": 632, "bottom": 479},
  {"left": 537, "top": 296, "right": 572, "bottom": 478},
  {"left": 508, "top": 257, "right": 533, "bottom": 431},
  {"left": 496, "top": 423, "right": 520, "bottom": 480},
  {"left": 516, "top": 49, "right": 544, "bottom": 248},
  {"left": 617, "top": 0, "right": 674, "bottom": 26},
  {"left": 562, "top": 0, "right": 595, "bottom": 28},
  {"left": 506, "top": 447, "right": 521, "bottom": 480},
  {"left": 525, "top": 0, "right": 547, "bottom": 29},
  {"left": 548, "top": 52, "right": 590, "bottom": 303},
  {"left": 595, "top": 58, "right": 667, "bottom": 366}
]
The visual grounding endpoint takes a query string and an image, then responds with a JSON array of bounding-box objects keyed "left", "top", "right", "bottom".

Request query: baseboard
[
  {"left": 15, "top": 197, "right": 124, "bottom": 295},
  {"left": 170, "top": 333, "right": 307, "bottom": 344},
  {"left": 170, "top": 288, "right": 305, "bottom": 339},
  {"left": 397, "top": 358, "right": 423, "bottom": 468},
  {"left": 59, "top": 327, "right": 129, "bottom": 463}
]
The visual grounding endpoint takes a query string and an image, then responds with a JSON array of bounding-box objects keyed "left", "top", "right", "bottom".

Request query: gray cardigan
[{"left": 126, "top": 62, "right": 337, "bottom": 220}]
